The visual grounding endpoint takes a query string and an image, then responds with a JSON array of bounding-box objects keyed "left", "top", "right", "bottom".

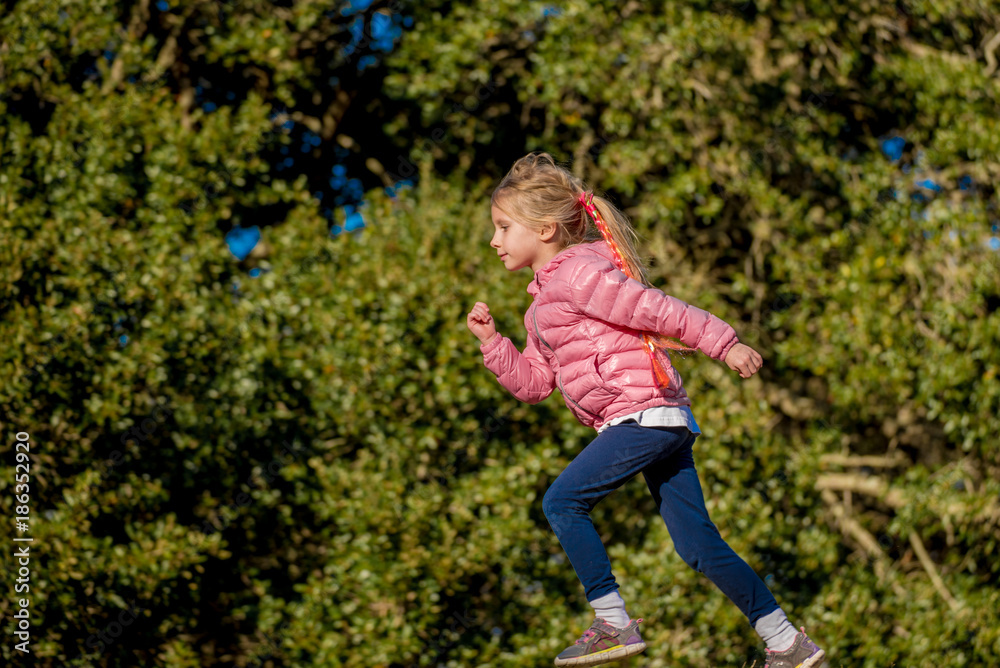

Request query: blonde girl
[{"left": 466, "top": 152, "right": 825, "bottom": 668}]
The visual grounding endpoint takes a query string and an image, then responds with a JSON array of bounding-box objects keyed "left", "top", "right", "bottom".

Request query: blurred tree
[{"left": 0, "top": 0, "right": 415, "bottom": 230}]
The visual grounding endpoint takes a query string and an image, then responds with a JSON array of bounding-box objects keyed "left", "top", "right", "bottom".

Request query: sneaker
[
  {"left": 553, "top": 617, "right": 647, "bottom": 667},
  {"left": 763, "top": 627, "right": 825, "bottom": 668}
]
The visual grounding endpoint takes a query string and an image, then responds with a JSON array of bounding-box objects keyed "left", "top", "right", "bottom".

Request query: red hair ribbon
[{"left": 578, "top": 191, "right": 697, "bottom": 390}]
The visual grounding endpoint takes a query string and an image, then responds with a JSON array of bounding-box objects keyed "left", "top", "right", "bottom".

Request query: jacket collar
[{"left": 527, "top": 241, "right": 614, "bottom": 297}]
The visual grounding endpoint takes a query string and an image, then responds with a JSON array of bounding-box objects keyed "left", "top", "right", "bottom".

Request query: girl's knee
[
  {"left": 542, "top": 481, "right": 589, "bottom": 522},
  {"left": 674, "top": 542, "right": 705, "bottom": 572},
  {"left": 541, "top": 484, "right": 566, "bottom": 522}
]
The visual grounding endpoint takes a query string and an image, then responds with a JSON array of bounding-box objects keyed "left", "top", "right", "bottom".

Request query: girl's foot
[
  {"left": 554, "top": 617, "right": 647, "bottom": 666},
  {"left": 763, "top": 627, "right": 825, "bottom": 668}
]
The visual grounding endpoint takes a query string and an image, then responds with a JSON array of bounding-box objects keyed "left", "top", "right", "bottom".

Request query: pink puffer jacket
[{"left": 480, "top": 241, "right": 740, "bottom": 431}]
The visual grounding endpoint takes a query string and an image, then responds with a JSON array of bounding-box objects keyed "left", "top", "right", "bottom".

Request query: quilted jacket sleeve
[
  {"left": 553, "top": 256, "right": 740, "bottom": 361},
  {"left": 480, "top": 326, "right": 556, "bottom": 404}
]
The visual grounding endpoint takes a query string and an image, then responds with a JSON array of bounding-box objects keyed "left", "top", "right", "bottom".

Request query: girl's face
[{"left": 490, "top": 205, "right": 560, "bottom": 273}]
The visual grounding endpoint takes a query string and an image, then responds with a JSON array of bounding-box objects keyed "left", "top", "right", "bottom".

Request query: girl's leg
[
  {"left": 542, "top": 422, "right": 691, "bottom": 603},
  {"left": 641, "top": 436, "right": 779, "bottom": 625}
]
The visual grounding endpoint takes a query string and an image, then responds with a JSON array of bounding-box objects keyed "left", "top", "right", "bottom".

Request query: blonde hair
[{"left": 490, "top": 152, "right": 652, "bottom": 286}]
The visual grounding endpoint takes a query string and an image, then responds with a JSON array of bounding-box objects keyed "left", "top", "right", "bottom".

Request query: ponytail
[
  {"left": 578, "top": 192, "right": 698, "bottom": 389},
  {"left": 582, "top": 193, "right": 648, "bottom": 287}
]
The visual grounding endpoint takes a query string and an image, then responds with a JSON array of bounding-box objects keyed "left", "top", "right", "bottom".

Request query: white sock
[
  {"left": 754, "top": 608, "right": 800, "bottom": 652},
  {"left": 589, "top": 590, "right": 630, "bottom": 628}
]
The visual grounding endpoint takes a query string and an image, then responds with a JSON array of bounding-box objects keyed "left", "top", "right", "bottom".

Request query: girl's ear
[{"left": 538, "top": 223, "right": 558, "bottom": 242}]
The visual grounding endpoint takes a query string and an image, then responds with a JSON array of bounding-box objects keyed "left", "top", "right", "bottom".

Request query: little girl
[{"left": 466, "top": 153, "right": 825, "bottom": 668}]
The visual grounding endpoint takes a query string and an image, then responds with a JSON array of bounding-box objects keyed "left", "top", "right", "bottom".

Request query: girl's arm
[
  {"left": 468, "top": 302, "right": 556, "bottom": 404},
  {"left": 480, "top": 328, "right": 557, "bottom": 404},
  {"left": 555, "top": 257, "right": 740, "bottom": 361}
]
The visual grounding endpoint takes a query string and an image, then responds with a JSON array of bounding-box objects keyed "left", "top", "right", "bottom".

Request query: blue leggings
[{"left": 541, "top": 422, "right": 779, "bottom": 626}]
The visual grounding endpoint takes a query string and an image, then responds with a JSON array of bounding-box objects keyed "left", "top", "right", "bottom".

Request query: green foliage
[{"left": 2, "top": 0, "right": 999, "bottom": 666}]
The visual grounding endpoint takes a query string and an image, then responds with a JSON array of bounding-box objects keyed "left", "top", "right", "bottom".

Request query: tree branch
[
  {"left": 815, "top": 473, "right": 906, "bottom": 508},
  {"left": 820, "top": 490, "right": 908, "bottom": 600},
  {"left": 983, "top": 31, "right": 1000, "bottom": 77},
  {"left": 819, "top": 453, "right": 908, "bottom": 468},
  {"left": 908, "top": 531, "right": 962, "bottom": 613}
]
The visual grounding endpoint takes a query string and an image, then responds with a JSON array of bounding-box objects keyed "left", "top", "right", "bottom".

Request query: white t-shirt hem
[{"left": 597, "top": 404, "right": 701, "bottom": 435}]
